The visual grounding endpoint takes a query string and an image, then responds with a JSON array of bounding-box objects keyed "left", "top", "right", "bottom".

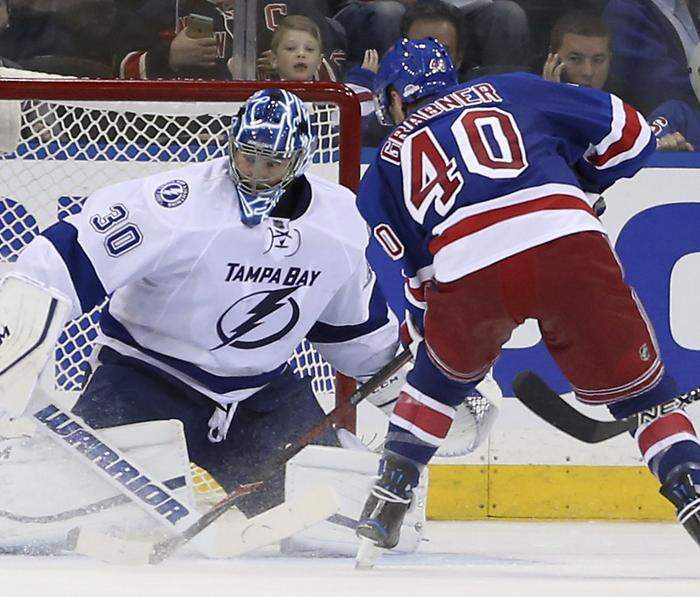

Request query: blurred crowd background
[{"left": 1, "top": 0, "right": 699, "bottom": 151}]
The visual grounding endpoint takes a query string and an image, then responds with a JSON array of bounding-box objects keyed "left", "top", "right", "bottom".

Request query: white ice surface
[{"left": 1, "top": 520, "right": 699, "bottom": 597}]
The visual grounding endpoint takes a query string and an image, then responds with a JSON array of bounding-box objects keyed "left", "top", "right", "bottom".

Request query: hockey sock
[
  {"left": 386, "top": 346, "right": 478, "bottom": 465},
  {"left": 385, "top": 386, "right": 456, "bottom": 464},
  {"left": 635, "top": 410, "right": 700, "bottom": 483}
]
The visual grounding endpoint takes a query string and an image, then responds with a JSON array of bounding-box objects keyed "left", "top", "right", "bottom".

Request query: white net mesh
[{"left": 0, "top": 87, "right": 348, "bottom": 399}]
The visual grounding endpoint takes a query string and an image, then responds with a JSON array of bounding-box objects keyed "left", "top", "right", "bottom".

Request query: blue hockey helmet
[
  {"left": 374, "top": 37, "right": 458, "bottom": 126},
  {"left": 229, "top": 88, "right": 315, "bottom": 226}
]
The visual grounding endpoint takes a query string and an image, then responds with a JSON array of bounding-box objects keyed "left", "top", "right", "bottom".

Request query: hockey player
[
  {"left": 2, "top": 88, "right": 401, "bottom": 517},
  {"left": 354, "top": 37, "right": 700, "bottom": 554}
]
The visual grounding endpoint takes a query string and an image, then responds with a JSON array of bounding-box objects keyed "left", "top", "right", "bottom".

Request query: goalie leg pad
[
  {"left": 76, "top": 356, "right": 341, "bottom": 520},
  {"left": 281, "top": 446, "right": 427, "bottom": 556},
  {"left": 0, "top": 274, "right": 71, "bottom": 416},
  {"left": 0, "top": 417, "right": 194, "bottom": 552}
]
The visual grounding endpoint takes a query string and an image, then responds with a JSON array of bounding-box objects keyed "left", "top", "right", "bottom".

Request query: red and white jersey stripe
[
  {"left": 635, "top": 411, "right": 699, "bottom": 464},
  {"left": 390, "top": 384, "right": 456, "bottom": 446},
  {"left": 404, "top": 264, "right": 434, "bottom": 310},
  {"left": 584, "top": 95, "right": 653, "bottom": 170},
  {"left": 429, "top": 182, "right": 606, "bottom": 282}
]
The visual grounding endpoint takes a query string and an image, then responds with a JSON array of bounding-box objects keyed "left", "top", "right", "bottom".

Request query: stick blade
[
  {"left": 198, "top": 485, "right": 340, "bottom": 558},
  {"left": 68, "top": 527, "right": 153, "bottom": 565},
  {"left": 512, "top": 371, "right": 630, "bottom": 443}
]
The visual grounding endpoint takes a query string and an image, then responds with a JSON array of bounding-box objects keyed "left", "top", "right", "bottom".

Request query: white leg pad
[
  {"left": 282, "top": 446, "right": 427, "bottom": 556},
  {"left": 0, "top": 416, "right": 194, "bottom": 552}
]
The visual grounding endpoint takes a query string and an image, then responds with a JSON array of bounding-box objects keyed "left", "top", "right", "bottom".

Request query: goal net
[{"left": 0, "top": 78, "right": 361, "bottom": 413}]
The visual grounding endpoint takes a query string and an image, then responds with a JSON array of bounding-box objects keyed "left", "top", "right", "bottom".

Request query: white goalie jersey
[{"left": 12, "top": 158, "right": 399, "bottom": 405}]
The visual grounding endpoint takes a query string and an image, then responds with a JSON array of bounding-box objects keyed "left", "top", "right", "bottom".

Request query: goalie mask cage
[{"left": 0, "top": 79, "right": 360, "bottom": 429}]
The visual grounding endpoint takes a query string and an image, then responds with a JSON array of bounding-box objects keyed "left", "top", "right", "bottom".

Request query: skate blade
[{"left": 355, "top": 537, "right": 383, "bottom": 570}]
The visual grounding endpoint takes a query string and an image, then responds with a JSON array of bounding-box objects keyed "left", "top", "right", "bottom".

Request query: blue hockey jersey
[
  {"left": 357, "top": 73, "right": 656, "bottom": 323},
  {"left": 648, "top": 98, "right": 700, "bottom": 148}
]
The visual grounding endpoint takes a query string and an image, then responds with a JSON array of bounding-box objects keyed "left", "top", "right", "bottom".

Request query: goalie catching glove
[
  {"left": 0, "top": 274, "right": 71, "bottom": 416},
  {"left": 366, "top": 313, "right": 502, "bottom": 456}
]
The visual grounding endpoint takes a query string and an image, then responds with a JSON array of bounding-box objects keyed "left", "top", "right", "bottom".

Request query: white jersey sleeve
[
  {"left": 13, "top": 177, "right": 176, "bottom": 319},
  {"left": 13, "top": 161, "right": 232, "bottom": 321},
  {"left": 307, "top": 257, "right": 399, "bottom": 380}
]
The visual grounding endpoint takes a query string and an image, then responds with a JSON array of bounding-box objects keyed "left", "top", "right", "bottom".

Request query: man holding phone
[
  {"left": 115, "top": 0, "right": 345, "bottom": 81},
  {"left": 117, "top": 0, "right": 231, "bottom": 80}
]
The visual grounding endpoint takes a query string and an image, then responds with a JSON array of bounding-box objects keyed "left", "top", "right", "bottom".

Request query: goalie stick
[
  {"left": 146, "top": 348, "right": 413, "bottom": 564},
  {"left": 512, "top": 371, "right": 700, "bottom": 443}
]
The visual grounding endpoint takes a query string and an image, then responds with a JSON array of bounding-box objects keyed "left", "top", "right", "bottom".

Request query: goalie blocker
[{"left": 0, "top": 274, "right": 71, "bottom": 417}]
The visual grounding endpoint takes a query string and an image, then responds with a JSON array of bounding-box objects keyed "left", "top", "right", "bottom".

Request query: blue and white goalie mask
[{"left": 229, "top": 88, "right": 315, "bottom": 226}]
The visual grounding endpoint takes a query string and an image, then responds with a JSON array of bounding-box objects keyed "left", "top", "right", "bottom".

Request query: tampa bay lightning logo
[
  {"left": 155, "top": 180, "right": 189, "bottom": 208},
  {"left": 212, "top": 287, "right": 301, "bottom": 350}
]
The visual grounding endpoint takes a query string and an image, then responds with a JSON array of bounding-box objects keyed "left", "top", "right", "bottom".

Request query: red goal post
[{"left": 0, "top": 78, "right": 360, "bottom": 431}]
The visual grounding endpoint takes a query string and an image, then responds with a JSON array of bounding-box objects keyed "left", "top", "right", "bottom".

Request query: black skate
[
  {"left": 660, "top": 464, "right": 700, "bottom": 548},
  {"left": 356, "top": 456, "right": 420, "bottom": 553}
]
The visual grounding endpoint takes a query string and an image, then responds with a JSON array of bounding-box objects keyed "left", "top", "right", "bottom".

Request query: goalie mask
[{"left": 229, "top": 88, "right": 315, "bottom": 226}]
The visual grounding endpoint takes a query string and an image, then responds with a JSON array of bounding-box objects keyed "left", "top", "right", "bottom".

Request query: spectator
[
  {"left": 255, "top": 1, "right": 346, "bottom": 80},
  {"left": 401, "top": 0, "right": 464, "bottom": 71},
  {"left": 542, "top": 9, "right": 698, "bottom": 152},
  {"left": 264, "top": 15, "right": 324, "bottom": 81},
  {"left": 333, "top": 0, "right": 409, "bottom": 68},
  {"left": 649, "top": 100, "right": 698, "bottom": 150},
  {"left": 542, "top": 10, "right": 611, "bottom": 90},
  {"left": 116, "top": 1, "right": 345, "bottom": 81},
  {"left": 0, "top": 0, "right": 118, "bottom": 76},
  {"left": 0, "top": 0, "right": 21, "bottom": 67},
  {"left": 456, "top": 0, "right": 530, "bottom": 79},
  {"left": 116, "top": 0, "right": 233, "bottom": 80},
  {"left": 603, "top": 0, "right": 699, "bottom": 115},
  {"left": 334, "top": 0, "right": 528, "bottom": 77},
  {"left": 344, "top": 0, "right": 465, "bottom": 146}
]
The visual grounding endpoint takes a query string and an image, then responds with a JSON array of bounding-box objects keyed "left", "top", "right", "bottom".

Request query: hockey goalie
[{"left": 0, "top": 87, "right": 501, "bottom": 561}]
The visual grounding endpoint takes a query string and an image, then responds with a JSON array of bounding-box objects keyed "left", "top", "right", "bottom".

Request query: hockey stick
[
  {"left": 147, "top": 348, "right": 413, "bottom": 564},
  {"left": 512, "top": 371, "right": 700, "bottom": 443},
  {"left": 71, "top": 484, "right": 340, "bottom": 563}
]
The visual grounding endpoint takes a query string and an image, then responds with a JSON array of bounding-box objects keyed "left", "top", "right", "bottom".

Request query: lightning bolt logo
[{"left": 212, "top": 287, "right": 301, "bottom": 351}]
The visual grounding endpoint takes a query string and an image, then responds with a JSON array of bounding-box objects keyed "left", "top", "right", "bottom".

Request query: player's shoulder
[
  {"left": 474, "top": 71, "right": 584, "bottom": 102},
  {"left": 304, "top": 173, "right": 368, "bottom": 248},
  {"left": 483, "top": 72, "right": 615, "bottom": 114},
  {"left": 97, "top": 157, "right": 236, "bottom": 229},
  {"left": 305, "top": 172, "right": 356, "bottom": 203}
]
